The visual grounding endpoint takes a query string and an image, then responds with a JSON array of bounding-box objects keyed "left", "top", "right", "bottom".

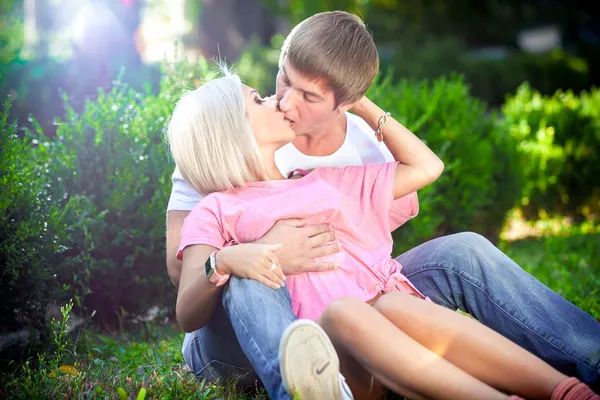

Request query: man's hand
[{"left": 256, "top": 219, "right": 340, "bottom": 275}]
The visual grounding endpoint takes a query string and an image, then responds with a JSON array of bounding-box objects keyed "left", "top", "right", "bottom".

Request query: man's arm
[{"left": 166, "top": 210, "right": 190, "bottom": 288}]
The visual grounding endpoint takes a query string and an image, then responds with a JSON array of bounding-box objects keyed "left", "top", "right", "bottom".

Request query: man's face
[{"left": 275, "top": 60, "right": 339, "bottom": 136}]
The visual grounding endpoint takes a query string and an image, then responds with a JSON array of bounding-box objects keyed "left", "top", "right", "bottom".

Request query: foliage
[
  {"left": 0, "top": 100, "right": 77, "bottom": 331},
  {"left": 236, "top": 35, "right": 285, "bottom": 96},
  {"left": 0, "top": 0, "right": 23, "bottom": 66},
  {"left": 501, "top": 83, "right": 600, "bottom": 218},
  {"left": 366, "top": 72, "right": 523, "bottom": 251}
]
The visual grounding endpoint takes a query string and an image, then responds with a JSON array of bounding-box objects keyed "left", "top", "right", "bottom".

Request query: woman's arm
[
  {"left": 176, "top": 243, "right": 286, "bottom": 332},
  {"left": 351, "top": 97, "right": 444, "bottom": 199},
  {"left": 176, "top": 244, "right": 222, "bottom": 332},
  {"left": 168, "top": 212, "right": 338, "bottom": 289}
]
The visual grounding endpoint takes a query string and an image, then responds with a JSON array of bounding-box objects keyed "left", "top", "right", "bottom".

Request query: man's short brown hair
[{"left": 279, "top": 11, "right": 379, "bottom": 108}]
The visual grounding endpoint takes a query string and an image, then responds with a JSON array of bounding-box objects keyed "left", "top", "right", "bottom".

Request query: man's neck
[{"left": 293, "top": 113, "right": 347, "bottom": 157}]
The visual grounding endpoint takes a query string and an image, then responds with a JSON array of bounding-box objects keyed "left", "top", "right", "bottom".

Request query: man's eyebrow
[
  {"left": 248, "top": 89, "right": 257, "bottom": 98},
  {"left": 282, "top": 65, "right": 324, "bottom": 100}
]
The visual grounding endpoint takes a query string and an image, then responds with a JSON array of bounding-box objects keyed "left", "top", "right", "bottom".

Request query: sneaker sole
[{"left": 279, "top": 319, "right": 341, "bottom": 400}]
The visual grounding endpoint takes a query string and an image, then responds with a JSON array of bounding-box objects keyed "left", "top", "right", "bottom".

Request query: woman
[{"left": 167, "top": 71, "right": 598, "bottom": 400}]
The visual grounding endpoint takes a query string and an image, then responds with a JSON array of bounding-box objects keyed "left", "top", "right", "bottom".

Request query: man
[{"left": 166, "top": 11, "right": 600, "bottom": 399}]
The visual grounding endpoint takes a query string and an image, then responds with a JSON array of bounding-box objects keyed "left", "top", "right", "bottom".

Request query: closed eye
[{"left": 304, "top": 94, "right": 317, "bottom": 103}]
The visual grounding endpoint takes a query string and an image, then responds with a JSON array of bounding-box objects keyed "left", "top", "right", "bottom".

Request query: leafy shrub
[
  {"left": 0, "top": 101, "right": 74, "bottom": 331},
  {"left": 502, "top": 83, "right": 600, "bottom": 219},
  {"left": 367, "top": 73, "right": 523, "bottom": 251}
]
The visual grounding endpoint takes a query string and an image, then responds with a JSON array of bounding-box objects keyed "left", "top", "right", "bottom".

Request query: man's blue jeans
[{"left": 182, "top": 232, "right": 600, "bottom": 399}]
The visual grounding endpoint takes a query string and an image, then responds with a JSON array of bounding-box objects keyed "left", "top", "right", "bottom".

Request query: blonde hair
[
  {"left": 279, "top": 11, "right": 379, "bottom": 108},
  {"left": 167, "top": 73, "right": 266, "bottom": 195}
]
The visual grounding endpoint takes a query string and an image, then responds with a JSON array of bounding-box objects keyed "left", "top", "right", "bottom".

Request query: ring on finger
[{"left": 270, "top": 262, "right": 276, "bottom": 271}]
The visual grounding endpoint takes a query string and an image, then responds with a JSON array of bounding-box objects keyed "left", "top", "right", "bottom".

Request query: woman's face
[{"left": 243, "top": 85, "right": 295, "bottom": 149}]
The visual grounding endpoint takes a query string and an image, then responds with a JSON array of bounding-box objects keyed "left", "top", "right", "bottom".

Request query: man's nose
[{"left": 279, "top": 88, "right": 295, "bottom": 113}]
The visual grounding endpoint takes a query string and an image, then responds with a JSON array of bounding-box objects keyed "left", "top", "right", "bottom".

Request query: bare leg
[
  {"left": 373, "top": 292, "right": 569, "bottom": 399},
  {"left": 319, "top": 297, "right": 509, "bottom": 400}
]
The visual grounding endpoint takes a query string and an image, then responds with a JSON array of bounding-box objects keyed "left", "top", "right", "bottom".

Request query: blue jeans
[
  {"left": 182, "top": 276, "right": 294, "bottom": 399},
  {"left": 182, "top": 232, "right": 600, "bottom": 398}
]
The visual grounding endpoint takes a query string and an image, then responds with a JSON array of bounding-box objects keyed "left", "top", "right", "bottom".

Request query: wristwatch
[{"left": 205, "top": 251, "right": 230, "bottom": 286}]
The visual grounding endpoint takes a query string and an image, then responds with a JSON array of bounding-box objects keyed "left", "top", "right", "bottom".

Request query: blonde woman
[{"left": 167, "top": 71, "right": 598, "bottom": 400}]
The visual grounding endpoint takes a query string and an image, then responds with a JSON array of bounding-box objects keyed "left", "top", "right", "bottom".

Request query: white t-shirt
[{"left": 167, "top": 112, "right": 395, "bottom": 211}]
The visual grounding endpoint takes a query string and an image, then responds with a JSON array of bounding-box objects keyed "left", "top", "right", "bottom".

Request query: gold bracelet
[{"left": 375, "top": 112, "right": 391, "bottom": 143}]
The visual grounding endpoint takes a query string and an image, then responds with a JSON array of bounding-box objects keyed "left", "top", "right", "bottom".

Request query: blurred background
[
  {"left": 1, "top": 1, "right": 599, "bottom": 397},
  {"left": 2, "top": 0, "right": 599, "bottom": 132}
]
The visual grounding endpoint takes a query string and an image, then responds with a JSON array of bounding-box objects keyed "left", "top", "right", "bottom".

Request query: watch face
[{"left": 205, "top": 256, "right": 214, "bottom": 280}]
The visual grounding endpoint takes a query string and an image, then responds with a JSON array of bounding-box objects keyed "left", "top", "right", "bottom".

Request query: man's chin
[{"left": 291, "top": 122, "right": 307, "bottom": 135}]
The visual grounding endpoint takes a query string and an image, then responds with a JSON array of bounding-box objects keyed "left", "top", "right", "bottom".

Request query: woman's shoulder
[{"left": 191, "top": 190, "right": 240, "bottom": 214}]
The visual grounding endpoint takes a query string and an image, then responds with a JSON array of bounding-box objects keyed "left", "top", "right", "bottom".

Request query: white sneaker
[{"left": 279, "top": 319, "right": 354, "bottom": 400}]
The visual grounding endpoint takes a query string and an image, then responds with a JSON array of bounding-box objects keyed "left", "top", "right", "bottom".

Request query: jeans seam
[
  {"left": 405, "top": 265, "right": 598, "bottom": 374},
  {"left": 189, "top": 330, "right": 253, "bottom": 382},
  {"left": 224, "top": 294, "right": 283, "bottom": 382}
]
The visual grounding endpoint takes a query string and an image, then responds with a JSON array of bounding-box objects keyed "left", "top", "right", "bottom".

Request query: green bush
[
  {"left": 0, "top": 100, "right": 75, "bottom": 331},
  {"left": 502, "top": 83, "right": 600, "bottom": 219},
  {"left": 367, "top": 73, "right": 523, "bottom": 252}
]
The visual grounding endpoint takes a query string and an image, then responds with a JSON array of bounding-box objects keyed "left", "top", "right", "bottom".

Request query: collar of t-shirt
[{"left": 274, "top": 112, "right": 394, "bottom": 177}]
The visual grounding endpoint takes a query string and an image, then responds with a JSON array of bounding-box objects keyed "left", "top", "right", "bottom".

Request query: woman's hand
[
  {"left": 216, "top": 243, "right": 286, "bottom": 289},
  {"left": 349, "top": 96, "right": 373, "bottom": 121}
]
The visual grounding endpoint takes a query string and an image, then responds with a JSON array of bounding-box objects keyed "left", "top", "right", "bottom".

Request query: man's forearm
[{"left": 166, "top": 210, "right": 191, "bottom": 288}]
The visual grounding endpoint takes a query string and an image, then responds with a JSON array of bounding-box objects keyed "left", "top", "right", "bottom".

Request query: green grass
[
  {"left": 1, "top": 320, "right": 268, "bottom": 399},
  {"left": 1, "top": 223, "right": 598, "bottom": 399},
  {"left": 499, "top": 223, "right": 600, "bottom": 317}
]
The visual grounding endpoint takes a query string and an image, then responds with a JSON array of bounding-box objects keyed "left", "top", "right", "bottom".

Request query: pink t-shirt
[{"left": 177, "top": 162, "right": 428, "bottom": 321}]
